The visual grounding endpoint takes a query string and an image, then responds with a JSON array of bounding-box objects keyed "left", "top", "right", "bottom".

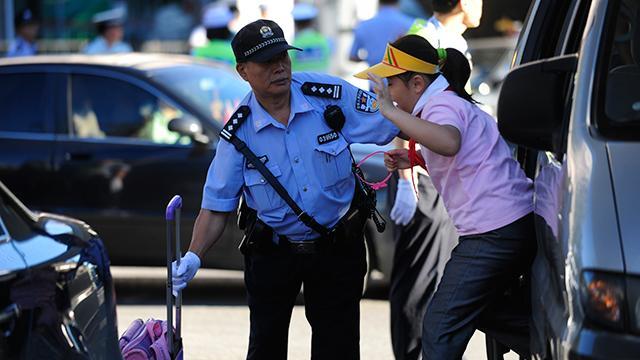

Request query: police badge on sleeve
[{"left": 355, "top": 89, "right": 379, "bottom": 113}]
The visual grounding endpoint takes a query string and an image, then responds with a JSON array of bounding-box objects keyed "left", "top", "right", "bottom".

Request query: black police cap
[
  {"left": 231, "top": 19, "right": 301, "bottom": 63},
  {"left": 15, "top": 8, "right": 39, "bottom": 27}
]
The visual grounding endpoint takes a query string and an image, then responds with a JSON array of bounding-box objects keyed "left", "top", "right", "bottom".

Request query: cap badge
[{"left": 260, "top": 26, "right": 273, "bottom": 38}]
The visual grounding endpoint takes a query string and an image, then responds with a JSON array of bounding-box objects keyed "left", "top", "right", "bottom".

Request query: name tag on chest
[
  {"left": 246, "top": 155, "right": 269, "bottom": 169},
  {"left": 317, "top": 131, "right": 339, "bottom": 145}
]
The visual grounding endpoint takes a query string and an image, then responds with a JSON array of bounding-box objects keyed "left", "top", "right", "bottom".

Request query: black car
[
  {"left": 0, "top": 181, "right": 121, "bottom": 359},
  {"left": 0, "top": 54, "right": 396, "bottom": 283}
]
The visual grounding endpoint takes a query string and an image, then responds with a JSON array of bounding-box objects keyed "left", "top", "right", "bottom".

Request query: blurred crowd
[{"left": 3, "top": 0, "right": 525, "bottom": 75}]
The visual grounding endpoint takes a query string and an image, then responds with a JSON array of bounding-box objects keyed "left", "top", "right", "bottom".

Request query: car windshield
[
  {"left": 0, "top": 186, "right": 33, "bottom": 242},
  {"left": 0, "top": 213, "right": 8, "bottom": 243},
  {"left": 150, "top": 64, "right": 251, "bottom": 127}
]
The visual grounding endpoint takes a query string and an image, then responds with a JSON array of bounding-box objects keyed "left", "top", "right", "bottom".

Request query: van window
[
  {"left": 519, "top": 0, "right": 574, "bottom": 63},
  {"left": 70, "top": 75, "right": 190, "bottom": 145},
  {"left": 0, "top": 73, "right": 55, "bottom": 134},
  {"left": 596, "top": 0, "right": 640, "bottom": 137},
  {"left": 562, "top": 0, "right": 593, "bottom": 54}
]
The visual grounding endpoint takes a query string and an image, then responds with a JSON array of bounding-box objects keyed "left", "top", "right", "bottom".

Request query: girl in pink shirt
[{"left": 356, "top": 34, "right": 535, "bottom": 359}]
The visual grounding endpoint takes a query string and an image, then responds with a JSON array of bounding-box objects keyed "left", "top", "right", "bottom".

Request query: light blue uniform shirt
[
  {"left": 350, "top": 6, "right": 414, "bottom": 66},
  {"left": 82, "top": 36, "right": 132, "bottom": 54},
  {"left": 6, "top": 36, "right": 37, "bottom": 57},
  {"left": 202, "top": 72, "right": 399, "bottom": 241}
]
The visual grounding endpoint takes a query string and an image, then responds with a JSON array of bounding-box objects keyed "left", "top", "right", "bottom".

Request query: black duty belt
[{"left": 272, "top": 205, "right": 364, "bottom": 255}]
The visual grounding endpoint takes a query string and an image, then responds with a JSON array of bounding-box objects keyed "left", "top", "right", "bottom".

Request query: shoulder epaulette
[
  {"left": 220, "top": 105, "right": 251, "bottom": 141},
  {"left": 301, "top": 82, "right": 342, "bottom": 99}
]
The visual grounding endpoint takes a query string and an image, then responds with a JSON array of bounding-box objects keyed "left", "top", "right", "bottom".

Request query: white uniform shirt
[{"left": 415, "top": 17, "right": 470, "bottom": 58}]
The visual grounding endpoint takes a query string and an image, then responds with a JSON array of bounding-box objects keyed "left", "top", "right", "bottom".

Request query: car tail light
[{"left": 581, "top": 271, "right": 625, "bottom": 331}]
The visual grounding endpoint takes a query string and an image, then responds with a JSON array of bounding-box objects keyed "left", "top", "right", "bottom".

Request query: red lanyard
[{"left": 407, "top": 139, "right": 427, "bottom": 195}]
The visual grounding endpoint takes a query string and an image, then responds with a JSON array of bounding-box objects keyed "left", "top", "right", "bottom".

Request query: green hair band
[{"left": 437, "top": 48, "right": 447, "bottom": 66}]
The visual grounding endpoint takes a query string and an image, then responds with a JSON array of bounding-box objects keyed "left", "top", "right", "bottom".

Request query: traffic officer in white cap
[{"left": 83, "top": 7, "right": 132, "bottom": 54}]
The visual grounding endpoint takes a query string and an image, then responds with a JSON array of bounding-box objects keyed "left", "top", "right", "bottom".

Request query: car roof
[{"left": 0, "top": 52, "right": 231, "bottom": 72}]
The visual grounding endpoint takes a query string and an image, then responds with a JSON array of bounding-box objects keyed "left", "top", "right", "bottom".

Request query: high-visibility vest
[
  {"left": 193, "top": 40, "right": 236, "bottom": 66},
  {"left": 291, "top": 29, "right": 330, "bottom": 72}
]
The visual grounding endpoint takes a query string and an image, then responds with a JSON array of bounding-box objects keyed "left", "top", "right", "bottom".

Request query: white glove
[
  {"left": 390, "top": 179, "right": 418, "bottom": 226},
  {"left": 172, "top": 251, "right": 201, "bottom": 297}
]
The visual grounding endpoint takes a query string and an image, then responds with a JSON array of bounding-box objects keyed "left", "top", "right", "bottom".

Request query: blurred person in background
[
  {"left": 290, "top": 3, "right": 331, "bottom": 73},
  {"left": 83, "top": 8, "right": 132, "bottom": 54},
  {"left": 189, "top": 1, "right": 240, "bottom": 50},
  {"left": 192, "top": 4, "right": 236, "bottom": 65},
  {"left": 349, "top": 0, "right": 414, "bottom": 67},
  {"left": 149, "top": 0, "right": 198, "bottom": 41},
  {"left": 258, "top": 2, "right": 269, "bottom": 18},
  {"left": 388, "top": 1, "right": 482, "bottom": 359},
  {"left": 408, "top": 0, "right": 481, "bottom": 66},
  {"left": 7, "top": 8, "right": 40, "bottom": 57}
]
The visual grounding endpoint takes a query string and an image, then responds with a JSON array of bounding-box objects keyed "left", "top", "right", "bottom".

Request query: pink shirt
[{"left": 415, "top": 81, "right": 533, "bottom": 236}]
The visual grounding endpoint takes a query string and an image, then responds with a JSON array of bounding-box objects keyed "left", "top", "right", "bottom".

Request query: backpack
[{"left": 119, "top": 319, "right": 183, "bottom": 360}]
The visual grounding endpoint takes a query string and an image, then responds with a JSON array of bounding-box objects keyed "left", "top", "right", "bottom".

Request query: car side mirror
[
  {"left": 168, "top": 117, "right": 210, "bottom": 145},
  {"left": 497, "top": 54, "right": 578, "bottom": 153}
]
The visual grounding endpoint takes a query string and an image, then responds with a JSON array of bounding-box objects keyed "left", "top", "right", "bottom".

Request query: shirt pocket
[
  {"left": 243, "top": 164, "right": 285, "bottom": 211},
  {"left": 314, "top": 139, "right": 352, "bottom": 189}
]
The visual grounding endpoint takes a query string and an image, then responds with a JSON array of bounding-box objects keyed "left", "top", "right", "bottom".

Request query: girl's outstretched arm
[{"left": 370, "top": 73, "right": 461, "bottom": 157}]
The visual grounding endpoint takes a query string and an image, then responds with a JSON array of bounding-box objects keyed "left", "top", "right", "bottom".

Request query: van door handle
[{"left": 65, "top": 152, "right": 93, "bottom": 161}]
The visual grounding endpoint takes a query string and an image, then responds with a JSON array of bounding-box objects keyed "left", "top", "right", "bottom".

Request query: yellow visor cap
[{"left": 354, "top": 43, "right": 439, "bottom": 79}]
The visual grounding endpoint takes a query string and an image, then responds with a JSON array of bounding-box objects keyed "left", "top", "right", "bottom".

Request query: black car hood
[{"left": 0, "top": 216, "right": 87, "bottom": 277}]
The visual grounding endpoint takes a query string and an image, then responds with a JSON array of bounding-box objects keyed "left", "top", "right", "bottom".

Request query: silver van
[{"left": 498, "top": 0, "right": 640, "bottom": 358}]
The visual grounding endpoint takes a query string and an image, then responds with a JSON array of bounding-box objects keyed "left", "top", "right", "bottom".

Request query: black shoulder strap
[
  {"left": 219, "top": 105, "right": 250, "bottom": 141},
  {"left": 220, "top": 106, "right": 332, "bottom": 237},
  {"left": 301, "top": 81, "right": 342, "bottom": 99}
]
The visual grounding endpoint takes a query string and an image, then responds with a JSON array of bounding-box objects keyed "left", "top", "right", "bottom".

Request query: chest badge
[{"left": 317, "top": 130, "right": 339, "bottom": 145}]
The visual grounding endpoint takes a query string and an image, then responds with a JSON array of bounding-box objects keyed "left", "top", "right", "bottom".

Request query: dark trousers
[
  {"left": 389, "top": 174, "right": 457, "bottom": 360},
  {"left": 422, "top": 212, "right": 536, "bottom": 360},
  {"left": 243, "top": 233, "right": 367, "bottom": 360}
]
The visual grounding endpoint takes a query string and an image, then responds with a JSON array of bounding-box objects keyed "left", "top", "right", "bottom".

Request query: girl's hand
[
  {"left": 368, "top": 72, "right": 395, "bottom": 117},
  {"left": 384, "top": 149, "right": 411, "bottom": 171}
]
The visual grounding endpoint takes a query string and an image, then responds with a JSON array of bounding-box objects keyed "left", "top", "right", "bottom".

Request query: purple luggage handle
[
  {"left": 166, "top": 195, "right": 182, "bottom": 359},
  {"left": 165, "top": 195, "right": 182, "bottom": 221}
]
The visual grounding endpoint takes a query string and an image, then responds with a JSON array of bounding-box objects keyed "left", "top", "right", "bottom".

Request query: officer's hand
[
  {"left": 172, "top": 251, "right": 201, "bottom": 297},
  {"left": 390, "top": 179, "right": 418, "bottom": 226},
  {"left": 385, "top": 149, "right": 411, "bottom": 171},
  {"left": 368, "top": 72, "right": 395, "bottom": 116}
]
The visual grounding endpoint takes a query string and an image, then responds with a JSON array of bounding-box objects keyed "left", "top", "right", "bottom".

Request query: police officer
[
  {"left": 172, "top": 19, "right": 398, "bottom": 359},
  {"left": 290, "top": 3, "right": 331, "bottom": 72},
  {"left": 192, "top": 5, "right": 236, "bottom": 65},
  {"left": 349, "top": 0, "right": 414, "bottom": 67},
  {"left": 7, "top": 8, "right": 39, "bottom": 57},
  {"left": 83, "top": 8, "right": 132, "bottom": 55}
]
